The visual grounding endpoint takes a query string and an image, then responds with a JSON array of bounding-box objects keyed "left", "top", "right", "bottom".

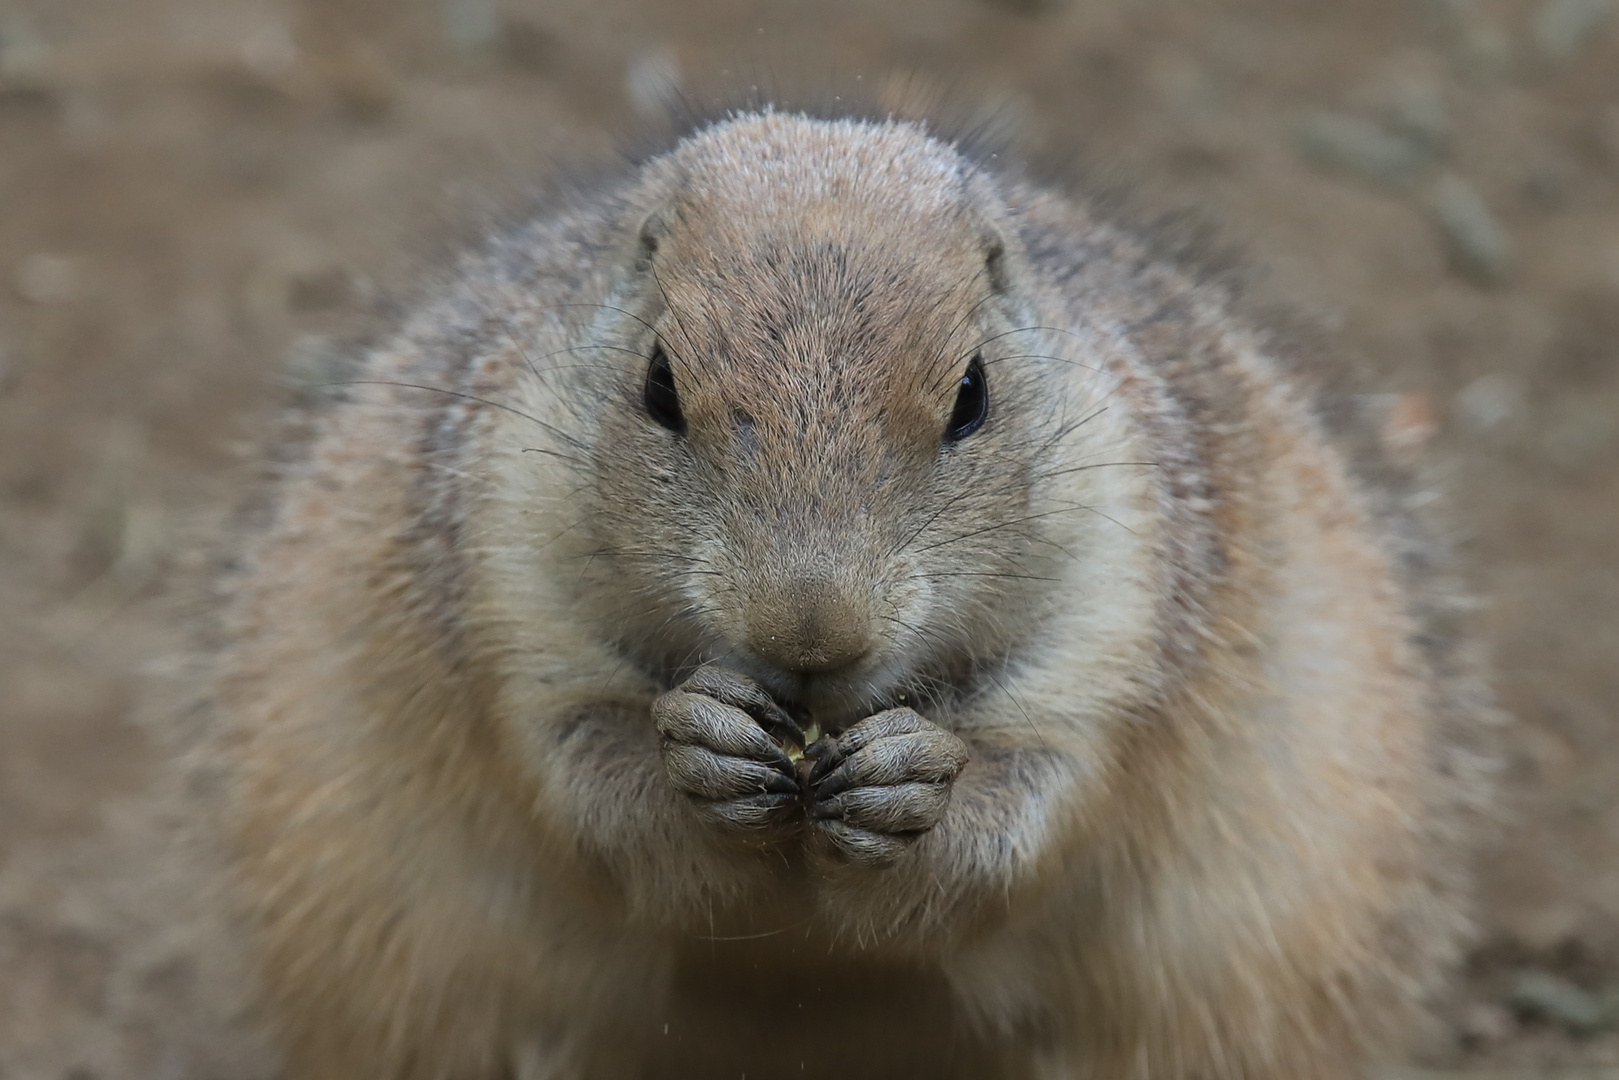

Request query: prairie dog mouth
[
  {"left": 768, "top": 678, "right": 924, "bottom": 738},
  {"left": 671, "top": 641, "right": 930, "bottom": 732}
]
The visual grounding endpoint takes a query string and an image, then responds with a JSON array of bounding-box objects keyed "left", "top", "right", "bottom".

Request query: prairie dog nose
[{"left": 745, "top": 575, "right": 872, "bottom": 673}]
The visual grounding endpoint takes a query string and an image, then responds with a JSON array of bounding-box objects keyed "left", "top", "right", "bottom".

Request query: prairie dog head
[{"left": 496, "top": 113, "right": 1141, "bottom": 727}]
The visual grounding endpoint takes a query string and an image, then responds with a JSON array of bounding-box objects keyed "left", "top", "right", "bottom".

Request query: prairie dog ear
[
  {"left": 962, "top": 171, "right": 1022, "bottom": 296},
  {"left": 633, "top": 201, "right": 676, "bottom": 274},
  {"left": 980, "top": 224, "right": 1012, "bottom": 296}
]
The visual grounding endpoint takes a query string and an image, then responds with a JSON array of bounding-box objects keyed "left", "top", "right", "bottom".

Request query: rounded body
[{"left": 214, "top": 112, "right": 1481, "bottom": 1079}]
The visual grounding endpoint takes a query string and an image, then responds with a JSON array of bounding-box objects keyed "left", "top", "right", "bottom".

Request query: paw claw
[
  {"left": 807, "top": 708, "right": 968, "bottom": 860},
  {"left": 654, "top": 668, "right": 803, "bottom": 833},
  {"left": 681, "top": 666, "right": 805, "bottom": 748}
]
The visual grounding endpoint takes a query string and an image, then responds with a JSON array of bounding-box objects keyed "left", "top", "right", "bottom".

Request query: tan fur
[{"left": 213, "top": 111, "right": 1485, "bottom": 1079}]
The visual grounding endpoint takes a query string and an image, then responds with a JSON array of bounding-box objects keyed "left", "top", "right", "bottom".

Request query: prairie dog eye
[
  {"left": 944, "top": 354, "right": 988, "bottom": 442},
  {"left": 644, "top": 344, "right": 685, "bottom": 434}
]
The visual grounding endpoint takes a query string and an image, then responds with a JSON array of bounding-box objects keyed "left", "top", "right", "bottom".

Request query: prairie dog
[{"left": 215, "top": 110, "right": 1483, "bottom": 1079}]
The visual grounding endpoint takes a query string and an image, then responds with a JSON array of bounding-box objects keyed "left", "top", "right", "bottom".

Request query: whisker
[
  {"left": 576, "top": 548, "right": 714, "bottom": 565},
  {"left": 1040, "top": 460, "right": 1161, "bottom": 479},
  {"left": 595, "top": 596, "right": 722, "bottom": 696},
  {"left": 895, "top": 487, "right": 982, "bottom": 554},
  {"left": 980, "top": 352, "right": 1114, "bottom": 380},
  {"left": 1070, "top": 504, "right": 1136, "bottom": 537},
  {"left": 981, "top": 665, "right": 1048, "bottom": 752},
  {"left": 931, "top": 324, "right": 1111, "bottom": 393},
  {"left": 515, "top": 340, "right": 662, "bottom": 372},
  {"left": 649, "top": 264, "right": 705, "bottom": 379},
  {"left": 1047, "top": 404, "right": 1111, "bottom": 446},
  {"left": 875, "top": 612, "right": 1044, "bottom": 748},
  {"left": 521, "top": 446, "right": 588, "bottom": 465},
  {"left": 319, "top": 379, "right": 590, "bottom": 454},
  {"left": 1027, "top": 378, "right": 1132, "bottom": 458},
  {"left": 923, "top": 267, "right": 996, "bottom": 388},
  {"left": 913, "top": 504, "right": 1130, "bottom": 554},
  {"left": 694, "top": 917, "right": 815, "bottom": 943},
  {"left": 910, "top": 572, "right": 1062, "bottom": 582},
  {"left": 548, "top": 302, "right": 694, "bottom": 370},
  {"left": 505, "top": 327, "right": 545, "bottom": 385}
]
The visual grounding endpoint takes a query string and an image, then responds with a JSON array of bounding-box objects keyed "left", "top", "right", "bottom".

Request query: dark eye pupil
[
  {"left": 644, "top": 344, "right": 685, "bottom": 433},
  {"left": 945, "top": 354, "right": 988, "bottom": 442}
]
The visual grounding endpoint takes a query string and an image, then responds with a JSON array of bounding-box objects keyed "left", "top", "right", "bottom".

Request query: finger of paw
[
  {"left": 651, "top": 691, "right": 693, "bottom": 738},
  {"left": 663, "top": 744, "right": 799, "bottom": 801},
  {"left": 655, "top": 693, "right": 794, "bottom": 770},
  {"left": 680, "top": 666, "right": 803, "bottom": 745},
  {"left": 836, "top": 707, "right": 931, "bottom": 755},
  {"left": 830, "top": 781, "right": 952, "bottom": 834},
  {"left": 805, "top": 738, "right": 847, "bottom": 785},
  {"left": 814, "top": 730, "right": 968, "bottom": 796},
  {"left": 808, "top": 708, "right": 931, "bottom": 783},
  {"left": 701, "top": 792, "right": 798, "bottom": 831},
  {"left": 818, "top": 820, "right": 910, "bottom": 866}
]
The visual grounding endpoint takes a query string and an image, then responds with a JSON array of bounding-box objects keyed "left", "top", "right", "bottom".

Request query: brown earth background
[{"left": 1, "top": 0, "right": 1617, "bottom": 1076}]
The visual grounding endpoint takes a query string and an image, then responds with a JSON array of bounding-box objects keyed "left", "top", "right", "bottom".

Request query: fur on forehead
[
  {"left": 664, "top": 111, "right": 970, "bottom": 221},
  {"left": 638, "top": 112, "right": 1004, "bottom": 443}
]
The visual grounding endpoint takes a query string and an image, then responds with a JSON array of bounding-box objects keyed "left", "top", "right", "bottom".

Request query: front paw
[
  {"left": 653, "top": 666, "right": 805, "bottom": 833},
  {"left": 806, "top": 708, "right": 969, "bottom": 866}
]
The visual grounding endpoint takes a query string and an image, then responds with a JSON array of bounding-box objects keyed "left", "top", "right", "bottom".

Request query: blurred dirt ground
[{"left": 1, "top": 0, "right": 1617, "bottom": 1076}]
